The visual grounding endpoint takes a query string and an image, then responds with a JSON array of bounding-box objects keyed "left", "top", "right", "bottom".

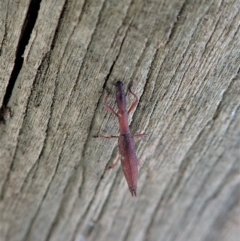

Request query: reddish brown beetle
[{"left": 95, "top": 81, "right": 145, "bottom": 196}]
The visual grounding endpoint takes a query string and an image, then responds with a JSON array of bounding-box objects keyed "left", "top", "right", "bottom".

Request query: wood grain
[{"left": 0, "top": 0, "right": 239, "bottom": 241}]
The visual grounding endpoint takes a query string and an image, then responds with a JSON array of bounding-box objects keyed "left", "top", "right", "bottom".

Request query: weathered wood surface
[{"left": 0, "top": 0, "right": 239, "bottom": 241}]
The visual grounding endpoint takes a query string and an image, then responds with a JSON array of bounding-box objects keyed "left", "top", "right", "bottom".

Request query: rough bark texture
[{"left": 0, "top": 0, "right": 239, "bottom": 241}]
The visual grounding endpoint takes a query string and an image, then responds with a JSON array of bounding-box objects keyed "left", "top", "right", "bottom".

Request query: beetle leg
[
  {"left": 107, "top": 157, "right": 120, "bottom": 169},
  {"left": 93, "top": 135, "right": 119, "bottom": 139},
  {"left": 128, "top": 85, "right": 138, "bottom": 114},
  {"left": 104, "top": 92, "right": 118, "bottom": 116},
  {"left": 133, "top": 133, "right": 146, "bottom": 139}
]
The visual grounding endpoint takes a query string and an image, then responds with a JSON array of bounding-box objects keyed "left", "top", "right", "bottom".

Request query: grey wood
[{"left": 0, "top": 0, "right": 239, "bottom": 241}]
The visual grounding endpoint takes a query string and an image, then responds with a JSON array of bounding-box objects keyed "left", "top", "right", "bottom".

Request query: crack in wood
[
  {"left": 1, "top": 0, "right": 41, "bottom": 107},
  {"left": 166, "top": 0, "right": 188, "bottom": 45}
]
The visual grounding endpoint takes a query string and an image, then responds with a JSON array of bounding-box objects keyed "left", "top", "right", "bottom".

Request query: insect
[{"left": 94, "top": 81, "right": 145, "bottom": 196}]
